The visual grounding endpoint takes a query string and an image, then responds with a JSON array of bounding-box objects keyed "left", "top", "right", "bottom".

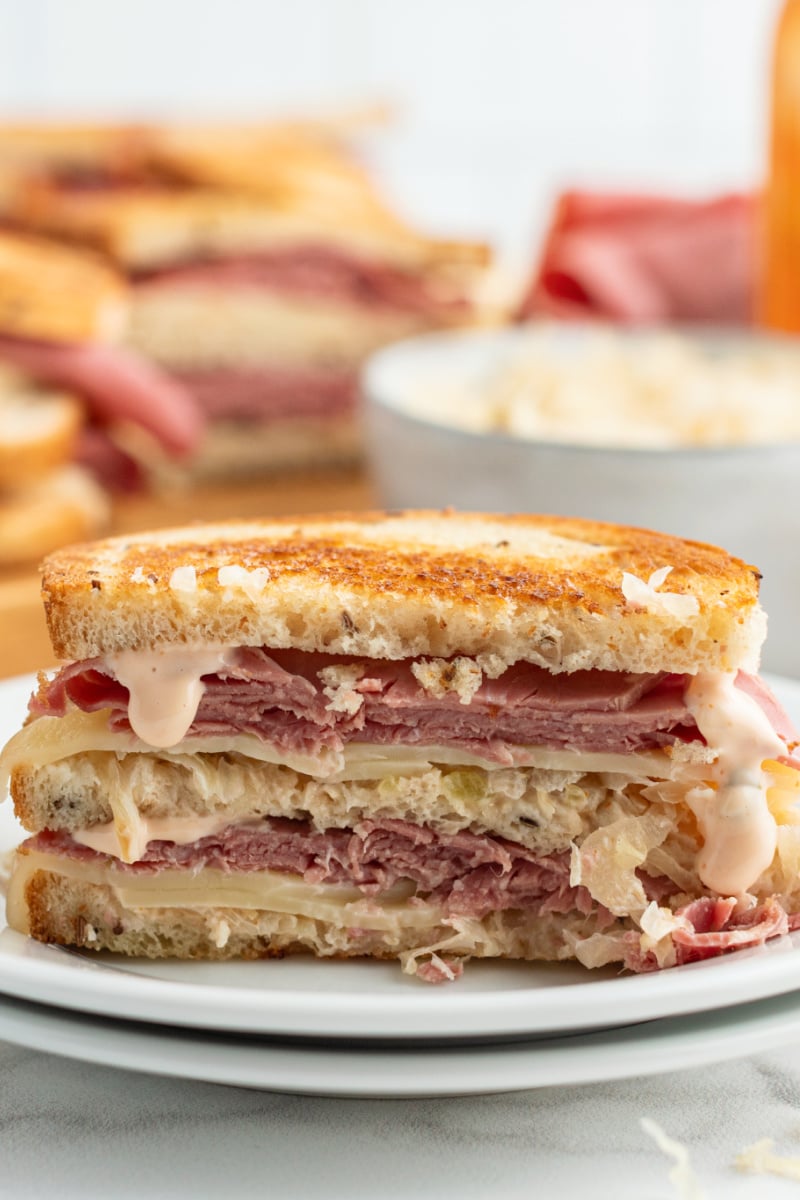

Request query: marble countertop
[{"left": 4, "top": 1037, "right": 800, "bottom": 1198}]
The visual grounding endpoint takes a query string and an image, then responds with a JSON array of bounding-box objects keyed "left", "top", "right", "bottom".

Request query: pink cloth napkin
[{"left": 517, "top": 190, "right": 756, "bottom": 325}]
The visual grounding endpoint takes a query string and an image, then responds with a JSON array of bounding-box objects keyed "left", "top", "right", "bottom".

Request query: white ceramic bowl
[{"left": 363, "top": 325, "right": 800, "bottom": 677}]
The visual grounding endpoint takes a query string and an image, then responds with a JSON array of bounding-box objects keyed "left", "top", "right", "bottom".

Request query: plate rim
[{"left": 2, "top": 985, "right": 800, "bottom": 1096}]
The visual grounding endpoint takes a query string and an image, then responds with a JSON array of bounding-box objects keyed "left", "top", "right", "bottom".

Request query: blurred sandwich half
[
  {"left": 3, "top": 510, "right": 800, "bottom": 980},
  {"left": 0, "top": 229, "right": 203, "bottom": 508},
  {"left": 8, "top": 121, "right": 493, "bottom": 478},
  {"left": 0, "top": 365, "right": 107, "bottom": 566},
  {"left": 0, "top": 231, "right": 127, "bottom": 563}
]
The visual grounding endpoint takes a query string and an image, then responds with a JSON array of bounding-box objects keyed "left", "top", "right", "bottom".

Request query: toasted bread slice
[
  {"left": 148, "top": 121, "right": 488, "bottom": 264},
  {"left": 17, "top": 179, "right": 490, "bottom": 275},
  {"left": 39, "top": 510, "right": 763, "bottom": 673},
  {"left": 0, "top": 122, "right": 151, "bottom": 171},
  {"left": 0, "top": 123, "right": 153, "bottom": 212},
  {"left": 0, "top": 115, "right": 486, "bottom": 274},
  {"left": 0, "top": 113, "right": 384, "bottom": 189},
  {"left": 172, "top": 414, "right": 361, "bottom": 480},
  {"left": 7, "top": 860, "right": 593, "bottom": 965},
  {"left": 0, "top": 464, "right": 108, "bottom": 567},
  {"left": 0, "top": 369, "right": 82, "bottom": 487},
  {"left": 7, "top": 731, "right": 676, "bottom": 847},
  {"left": 150, "top": 120, "right": 385, "bottom": 201},
  {"left": 0, "top": 231, "right": 126, "bottom": 343},
  {"left": 126, "top": 285, "right": 461, "bottom": 368}
]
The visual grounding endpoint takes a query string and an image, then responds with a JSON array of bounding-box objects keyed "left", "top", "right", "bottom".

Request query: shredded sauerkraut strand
[
  {"left": 734, "top": 1137, "right": 800, "bottom": 1181},
  {"left": 640, "top": 1118, "right": 708, "bottom": 1200}
]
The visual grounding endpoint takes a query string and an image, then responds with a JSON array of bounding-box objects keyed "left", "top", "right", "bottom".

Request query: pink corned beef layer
[
  {"left": 133, "top": 246, "right": 472, "bottom": 320},
  {"left": 34, "top": 650, "right": 703, "bottom": 762},
  {"left": 27, "top": 817, "right": 799, "bottom": 973},
  {"left": 0, "top": 334, "right": 203, "bottom": 456},
  {"left": 33, "top": 650, "right": 800, "bottom": 763},
  {"left": 165, "top": 363, "right": 358, "bottom": 421},
  {"left": 31, "top": 819, "right": 597, "bottom": 922}
]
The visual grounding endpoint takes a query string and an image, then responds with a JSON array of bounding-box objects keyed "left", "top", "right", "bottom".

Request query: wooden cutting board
[{"left": 0, "top": 469, "right": 376, "bottom": 679}]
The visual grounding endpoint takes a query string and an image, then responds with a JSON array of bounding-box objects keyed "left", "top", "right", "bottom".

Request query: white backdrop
[{"left": 0, "top": 0, "right": 784, "bottom": 257}]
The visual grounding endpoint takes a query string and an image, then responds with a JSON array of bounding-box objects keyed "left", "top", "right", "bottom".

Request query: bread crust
[
  {"left": 0, "top": 465, "right": 107, "bottom": 567},
  {"left": 127, "top": 285, "right": 445, "bottom": 368},
  {"left": 17, "top": 865, "right": 595, "bottom": 964},
  {"left": 0, "top": 383, "right": 82, "bottom": 488},
  {"left": 0, "top": 122, "right": 151, "bottom": 171},
  {"left": 39, "top": 510, "right": 764, "bottom": 673},
  {"left": 171, "top": 415, "right": 361, "bottom": 481},
  {"left": 0, "top": 118, "right": 489, "bottom": 272},
  {"left": 8, "top": 752, "right": 596, "bottom": 857},
  {"left": 0, "top": 231, "right": 126, "bottom": 343},
  {"left": 148, "top": 124, "right": 490, "bottom": 268},
  {"left": 17, "top": 179, "right": 489, "bottom": 275}
]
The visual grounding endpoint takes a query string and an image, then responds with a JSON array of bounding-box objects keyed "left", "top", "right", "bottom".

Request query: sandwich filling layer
[
  {"left": 164, "top": 364, "right": 358, "bottom": 422},
  {"left": 0, "top": 333, "right": 203, "bottom": 456},
  {"left": 7, "top": 644, "right": 800, "bottom": 979},
  {"left": 133, "top": 247, "right": 473, "bottom": 321},
  {"left": 30, "top": 649, "right": 725, "bottom": 756}
]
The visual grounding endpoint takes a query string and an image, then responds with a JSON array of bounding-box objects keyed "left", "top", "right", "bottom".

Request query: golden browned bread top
[
  {"left": 0, "top": 114, "right": 376, "bottom": 182},
  {"left": 4, "top": 116, "right": 489, "bottom": 281},
  {"left": 0, "top": 231, "right": 126, "bottom": 342},
  {"left": 40, "top": 510, "right": 764, "bottom": 673},
  {"left": 17, "top": 178, "right": 489, "bottom": 275},
  {"left": 0, "top": 122, "right": 152, "bottom": 172},
  {"left": 150, "top": 121, "right": 387, "bottom": 202},
  {"left": 142, "top": 117, "right": 485, "bottom": 259}
]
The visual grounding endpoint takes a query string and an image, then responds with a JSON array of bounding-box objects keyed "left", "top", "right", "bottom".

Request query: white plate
[
  {"left": 3, "top": 672, "right": 800, "bottom": 1042},
  {"left": 3, "top": 984, "right": 800, "bottom": 1096}
]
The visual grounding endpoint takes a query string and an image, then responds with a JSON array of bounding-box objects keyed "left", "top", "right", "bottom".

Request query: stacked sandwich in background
[
  {"left": 2, "top": 119, "right": 493, "bottom": 478},
  {"left": 0, "top": 228, "right": 203, "bottom": 563},
  {"left": 0, "top": 229, "right": 120, "bottom": 565}
]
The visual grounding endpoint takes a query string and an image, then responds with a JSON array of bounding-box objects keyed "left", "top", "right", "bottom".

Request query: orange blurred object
[{"left": 760, "top": 0, "right": 800, "bottom": 330}]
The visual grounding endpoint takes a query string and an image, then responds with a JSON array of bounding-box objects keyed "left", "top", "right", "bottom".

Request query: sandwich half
[
  {"left": 0, "top": 229, "right": 203, "bottom": 493},
  {"left": 10, "top": 141, "right": 492, "bottom": 478},
  {"left": 0, "top": 237, "right": 126, "bottom": 559},
  {"left": 3, "top": 510, "right": 799, "bottom": 982}
]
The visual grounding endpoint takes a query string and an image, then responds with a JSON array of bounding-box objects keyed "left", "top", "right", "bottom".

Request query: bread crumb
[
  {"left": 318, "top": 664, "right": 365, "bottom": 716},
  {"left": 411, "top": 657, "right": 483, "bottom": 704},
  {"left": 667, "top": 741, "right": 717, "bottom": 766},
  {"left": 475, "top": 652, "right": 509, "bottom": 679}
]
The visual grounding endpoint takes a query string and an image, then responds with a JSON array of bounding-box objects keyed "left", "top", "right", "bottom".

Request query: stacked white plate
[{"left": 3, "top": 672, "right": 800, "bottom": 1097}]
